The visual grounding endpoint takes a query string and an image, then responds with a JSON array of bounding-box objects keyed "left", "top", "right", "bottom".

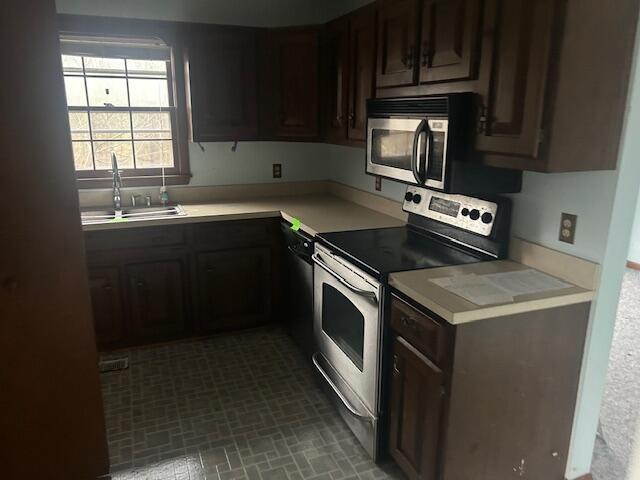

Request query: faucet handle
[{"left": 131, "top": 194, "right": 141, "bottom": 207}]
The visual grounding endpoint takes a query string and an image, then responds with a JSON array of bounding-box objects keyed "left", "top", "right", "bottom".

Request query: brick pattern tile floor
[{"left": 101, "top": 327, "right": 404, "bottom": 480}]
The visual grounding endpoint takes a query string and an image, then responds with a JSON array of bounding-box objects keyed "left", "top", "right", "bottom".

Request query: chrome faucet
[{"left": 110, "top": 152, "right": 123, "bottom": 210}]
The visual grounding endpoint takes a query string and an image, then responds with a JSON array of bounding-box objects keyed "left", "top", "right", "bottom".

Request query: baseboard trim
[{"left": 627, "top": 260, "right": 640, "bottom": 271}]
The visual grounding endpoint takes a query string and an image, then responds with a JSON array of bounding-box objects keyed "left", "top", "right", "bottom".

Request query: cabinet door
[
  {"left": 419, "top": 0, "right": 482, "bottom": 84},
  {"left": 389, "top": 336, "right": 445, "bottom": 480},
  {"left": 475, "top": 0, "right": 556, "bottom": 158},
  {"left": 268, "top": 29, "right": 320, "bottom": 138},
  {"left": 88, "top": 266, "right": 125, "bottom": 349},
  {"left": 187, "top": 26, "right": 259, "bottom": 141},
  {"left": 376, "top": 0, "right": 420, "bottom": 88},
  {"left": 196, "top": 247, "right": 272, "bottom": 333},
  {"left": 125, "top": 258, "right": 187, "bottom": 342},
  {"left": 348, "top": 4, "right": 377, "bottom": 142},
  {"left": 324, "top": 18, "right": 350, "bottom": 142}
]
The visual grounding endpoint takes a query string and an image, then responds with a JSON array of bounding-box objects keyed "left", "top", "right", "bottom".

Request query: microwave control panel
[{"left": 403, "top": 186, "right": 498, "bottom": 237}]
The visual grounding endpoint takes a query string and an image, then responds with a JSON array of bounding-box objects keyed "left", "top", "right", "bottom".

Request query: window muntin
[{"left": 62, "top": 51, "right": 176, "bottom": 173}]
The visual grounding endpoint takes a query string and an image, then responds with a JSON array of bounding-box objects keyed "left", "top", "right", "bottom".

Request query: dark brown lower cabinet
[
  {"left": 387, "top": 293, "right": 591, "bottom": 480},
  {"left": 125, "top": 257, "right": 188, "bottom": 342},
  {"left": 196, "top": 247, "right": 272, "bottom": 333},
  {"left": 84, "top": 218, "right": 280, "bottom": 350},
  {"left": 389, "top": 336, "right": 444, "bottom": 480},
  {"left": 88, "top": 266, "right": 125, "bottom": 349}
]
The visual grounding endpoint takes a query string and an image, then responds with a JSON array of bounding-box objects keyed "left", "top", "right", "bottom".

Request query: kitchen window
[{"left": 60, "top": 34, "right": 190, "bottom": 187}]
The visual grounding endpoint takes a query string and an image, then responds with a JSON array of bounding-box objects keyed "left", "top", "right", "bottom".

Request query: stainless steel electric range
[{"left": 311, "top": 185, "right": 512, "bottom": 460}]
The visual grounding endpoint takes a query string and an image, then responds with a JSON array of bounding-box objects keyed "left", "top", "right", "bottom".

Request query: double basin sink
[{"left": 81, "top": 205, "right": 187, "bottom": 225}]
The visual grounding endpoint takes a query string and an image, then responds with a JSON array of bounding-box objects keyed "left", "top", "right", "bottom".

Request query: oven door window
[
  {"left": 371, "top": 129, "right": 414, "bottom": 170},
  {"left": 322, "top": 284, "right": 364, "bottom": 371}
]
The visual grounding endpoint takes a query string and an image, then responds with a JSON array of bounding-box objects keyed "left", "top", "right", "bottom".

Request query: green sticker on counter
[
  {"left": 109, "top": 217, "right": 128, "bottom": 223},
  {"left": 290, "top": 218, "right": 301, "bottom": 231}
]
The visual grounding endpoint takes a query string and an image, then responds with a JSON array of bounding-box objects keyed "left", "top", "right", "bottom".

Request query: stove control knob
[
  {"left": 405, "top": 192, "right": 414, "bottom": 202},
  {"left": 481, "top": 212, "right": 494, "bottom": 224},
  {"left": 413, "top": 194, "right": 422, "bottom": 204},
  {"left": 469, "top": 209, "right": 480, "bottom": 220},
  {"left": 461, "top": 208, "right": 469, "bottom": 217}
]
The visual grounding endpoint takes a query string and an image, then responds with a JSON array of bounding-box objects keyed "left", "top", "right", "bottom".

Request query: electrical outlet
[
  {"left": 273, "top": 163, "right": 282, "bottom": 178},
  {"left": 375, "top": 176, "right": 382, "bottom": 191},
  {"left": 559, "top": 213, "right": 577, "bottom": 244}
]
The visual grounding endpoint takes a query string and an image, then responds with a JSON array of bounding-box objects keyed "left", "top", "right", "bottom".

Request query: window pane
[
  {"left": 132, "top": 112, "right": 172, "bottom": 139},
  {"left": 84, "top": 56, "right": 126, "bottom": 76},
  {"left": 128, "top": 78, "right": 169, "bottom": 107},
  {"left": 68, "top": 112, "right": 90, "bottom": 140},
  {"left": 64, "top": 76, "right": 87, "bottom": 106},
  {"left": 126, "top": 59, "right": 167, "bottom": 78},
  {"left": 90, "top": 112, "right": 132, "bottom": 140},
  {"left": 93, "top": 141, "right": 134, "bottom": 169},
  {"left": 134, "top": 141, "right": 174, "bottom": 168},
  {"left": 62, "top": 55, "right": 83, "bottom": 75},
  {"left": 72, "top": 142, "right": 94, "bottom": 171},
  {"left": 86, "top": 77, "right": 129, "bottom": 107}
]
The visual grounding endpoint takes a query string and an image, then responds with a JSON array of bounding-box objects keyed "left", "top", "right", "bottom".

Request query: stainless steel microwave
[{"left": 366, "top": 94, "right": 522, "bottom": 195}]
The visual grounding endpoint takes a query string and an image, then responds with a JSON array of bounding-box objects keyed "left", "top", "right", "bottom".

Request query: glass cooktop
[{"left": 317, "top": 226, "right": 486, "bottom": 281}]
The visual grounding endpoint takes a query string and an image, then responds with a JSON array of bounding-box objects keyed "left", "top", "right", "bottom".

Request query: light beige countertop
[
  {"left": 389, "top": 258, "right": 597, "bottom": 325},
  {"left": 81, "top": 193, "right": 405, "bottom": 235}
]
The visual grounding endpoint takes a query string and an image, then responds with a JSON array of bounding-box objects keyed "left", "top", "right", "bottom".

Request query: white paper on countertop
[
  {"left": 430, "top": 274, "right": 514, "bottom": 306},
  {"left": 482, "top": 269, "right": 571, "bottom": 296}
]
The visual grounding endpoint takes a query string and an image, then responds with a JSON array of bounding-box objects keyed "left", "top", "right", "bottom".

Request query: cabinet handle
[
  {"left": 393, "top": 354, "right": 400, "bottom": 375},
  {"left": 478, "top": 105, "right": 489, "bottom": 134},
  {"left": 400, "top": 315, "right": 417, "bottom": 330},
  {"left": 405, "top": 46, "right": 415, "bottom": 69},
  {"left": 421, "top": 43, "right": 430, "bottom": 67},
  {"left": 348, "top": 113, "right": 355, "bottom": 127},
  {"left": 103, "top": 284, "right": 113, "bottom": 291}
]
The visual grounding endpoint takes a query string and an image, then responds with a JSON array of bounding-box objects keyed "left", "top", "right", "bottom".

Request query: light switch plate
[
  {"left": 273, "top": 164, "right": 282, "bottom": 178},
  {"left": 559, "top": 213, "right": 577, "bottom": 244},
  {"left": 375, "top": 176, "right": 382, "bottom": 191}
]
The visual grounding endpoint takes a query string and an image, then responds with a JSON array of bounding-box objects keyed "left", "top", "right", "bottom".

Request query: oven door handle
[
  {"left": 411, "top": 119, "right": 430, "bottom": 185},
  {"left": 312, "top": 353, "right": 373, "bottom": 422},
  {"left": 312, "top": 253, "right": 378, "bottom": 302}
]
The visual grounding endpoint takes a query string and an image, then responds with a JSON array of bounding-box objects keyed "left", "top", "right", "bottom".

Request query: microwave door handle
[{"left": 411, "top": 120, "right": 429, "bottom": 184}]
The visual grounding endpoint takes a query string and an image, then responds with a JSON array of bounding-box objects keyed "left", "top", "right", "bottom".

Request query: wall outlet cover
[
  {"left": 273, "top": 164, "right": 282, "bottom": 178},
  {"left": 559, "top": 213, "right": 577, "bottom": 244}
]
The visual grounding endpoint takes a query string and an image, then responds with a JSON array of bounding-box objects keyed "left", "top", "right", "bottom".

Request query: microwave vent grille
[{"left": 368, "top": 96, "right": 450, "bottom": 116}]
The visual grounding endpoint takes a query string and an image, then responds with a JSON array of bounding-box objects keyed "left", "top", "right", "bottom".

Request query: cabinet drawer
[
  {"left": 390, "top": 294, "right": 451, "bottom": 366},
  {"left": 194, "top": 219, "right": 275, "bottom": 249},
  {"left": 85, "top": 226, "right": 185, "bottom": 252}
]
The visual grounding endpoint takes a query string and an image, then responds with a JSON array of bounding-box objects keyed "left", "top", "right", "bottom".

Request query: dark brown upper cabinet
[
  {"left": 419, "top": 0, "right": 483, "bottom": 84},
  {"left": 263, "top": 28, "right": 320, "bottom": 139},
  {"left": 376, "top": 0, "right": 421, "bottom": 88},
  {"left": 475, "top": 0, "right": 640, "bottom": 172},
  {"left": 186, "top": 25, "right": 259, "bottom": 142},
  {"left": 474, "top": 0, "right": 554, "bottom": 160},
  {"left": 324, "top": 17, "right": 350, "bottom": 143},
  {"left": 348, "top": 3, "right": 377, "bottom": 142}
]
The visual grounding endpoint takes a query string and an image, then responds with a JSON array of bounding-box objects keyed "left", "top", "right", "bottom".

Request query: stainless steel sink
[{"left": 81, "top": 205, "right": 186, "bottom": 224}]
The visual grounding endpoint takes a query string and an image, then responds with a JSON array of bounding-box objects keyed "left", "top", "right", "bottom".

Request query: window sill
[{"left": 77, "top": 174, "right": 192, "bottom": 189}]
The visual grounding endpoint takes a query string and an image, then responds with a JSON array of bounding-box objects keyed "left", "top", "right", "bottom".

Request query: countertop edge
[{"left": 389, "top": 278, "right": 596, "bottom": 325}]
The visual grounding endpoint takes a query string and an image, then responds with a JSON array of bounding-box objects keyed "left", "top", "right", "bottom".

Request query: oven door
[
  {"left": 367, "top": 117, "right": 429, "bottom": 185},
  {"left": 312, "top": 245, "right": 382, "bottom": 458}
]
